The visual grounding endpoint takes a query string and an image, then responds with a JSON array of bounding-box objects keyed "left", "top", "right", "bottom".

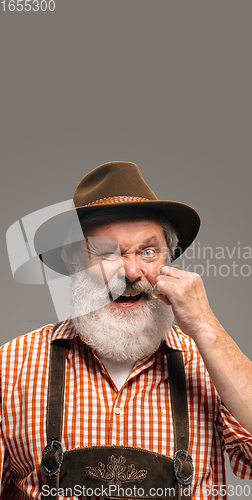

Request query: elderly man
[{"left": 0, "top": 162, "right": 252, "bottom": 500}]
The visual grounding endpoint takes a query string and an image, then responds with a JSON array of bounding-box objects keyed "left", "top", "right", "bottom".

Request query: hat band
[{"left": 84, "top": 196, "right": 150, "bottom": 207}]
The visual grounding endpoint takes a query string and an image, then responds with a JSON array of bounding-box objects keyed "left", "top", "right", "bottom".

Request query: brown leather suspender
[
  {"left": 165, "top": 346, "right": 193, "bottom": 495},
  {"left": 41, "top": 325, "right": 193, "bottom": 500},
  {"left": 41, "top": 334, "right": 68, "bottom": 497}
]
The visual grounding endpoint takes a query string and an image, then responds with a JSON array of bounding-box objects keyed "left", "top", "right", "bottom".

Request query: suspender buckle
[
  {"left": 174, "top": 450, "right": 193, "bottom": 486},
  {"left": 41, "top": 440, "right": 63, "bottom": 476}
]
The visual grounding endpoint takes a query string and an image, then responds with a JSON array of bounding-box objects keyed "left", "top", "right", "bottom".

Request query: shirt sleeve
[{"left": 217, "top": 399, "right": 252, "bottom": 479}]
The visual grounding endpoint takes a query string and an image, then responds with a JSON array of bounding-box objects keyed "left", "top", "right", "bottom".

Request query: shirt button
[{"left": 115, "top": 407, "right": 121, "bottom": 415}]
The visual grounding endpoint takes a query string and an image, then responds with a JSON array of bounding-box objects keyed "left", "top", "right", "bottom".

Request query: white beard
[{"left": 70, "top": 265, "right": 174, "bottom": 363}]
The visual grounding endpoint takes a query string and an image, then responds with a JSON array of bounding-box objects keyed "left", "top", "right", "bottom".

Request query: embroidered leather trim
[
  {"left": 84, "top": 196, "right": 150, "bottom": 206},
  {"left": 85, "top": 454, "right": 147, "bottom": 486}
]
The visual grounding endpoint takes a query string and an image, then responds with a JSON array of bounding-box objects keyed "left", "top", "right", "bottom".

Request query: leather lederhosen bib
[{"left": 41, "top": 325, "right": 193, "bottom": 500}]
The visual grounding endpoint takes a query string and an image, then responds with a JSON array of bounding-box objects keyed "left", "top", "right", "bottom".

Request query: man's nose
[{"left": 118, "top": 256, "right": 145, "bottom": 282}]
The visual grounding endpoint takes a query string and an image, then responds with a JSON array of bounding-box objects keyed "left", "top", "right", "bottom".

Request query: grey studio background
[{"left": 0, "top": 1, "right": 251, "bottom": 497}]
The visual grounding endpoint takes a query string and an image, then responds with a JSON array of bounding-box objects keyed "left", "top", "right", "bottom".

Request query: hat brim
[{"left": 34, "top": 200, "right": 200, "bottom": 276}]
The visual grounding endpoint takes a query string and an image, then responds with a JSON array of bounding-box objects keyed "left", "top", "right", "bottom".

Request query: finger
[
  {"left": 155, "top": 274, "right": 179, "bottom": 286},
  {"left": 153, "top": 288, "right": 172, "bottom": 305},
  {"left": 160, "top": 266, "right": 184, "bottom": 278},
  {"left": 154, "top": 278, "right": 174, "bottom": 301}
]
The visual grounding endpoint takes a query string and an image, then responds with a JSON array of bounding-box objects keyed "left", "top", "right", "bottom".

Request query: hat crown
[{"left": 73, "top": 161, "right": 158, "bottom": 208}]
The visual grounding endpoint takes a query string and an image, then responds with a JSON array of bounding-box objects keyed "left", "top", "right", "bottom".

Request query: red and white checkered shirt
[{"left": 0, "top": 319, "right": 251, "bottom": 499}]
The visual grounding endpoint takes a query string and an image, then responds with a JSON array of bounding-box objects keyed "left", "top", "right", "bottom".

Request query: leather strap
[
  {"left": 41, "top": 322, "right": 67, "bottom": 499},
  {"left": 166, "top": 345, "right": 189, "bottom": 453},
  {"left": 166, "top": 343, "right": 193, "bottom": 499}
]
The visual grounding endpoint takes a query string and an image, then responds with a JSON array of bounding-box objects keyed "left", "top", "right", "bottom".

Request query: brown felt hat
[{"left": 34, "top": 161, "right": 200, "bottom": 275}]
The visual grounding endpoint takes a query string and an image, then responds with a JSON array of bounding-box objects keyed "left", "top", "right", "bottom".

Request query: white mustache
[{"left": 107, "top": 279, "right": 155, "bottom": 301}]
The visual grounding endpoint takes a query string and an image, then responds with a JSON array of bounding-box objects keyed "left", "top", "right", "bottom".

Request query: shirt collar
[
  {"left": 51, "top": 318, "right": 78, "bottom": 342},
  {"left": 164, "top": 325, "right": 188, "bottom": 352}
]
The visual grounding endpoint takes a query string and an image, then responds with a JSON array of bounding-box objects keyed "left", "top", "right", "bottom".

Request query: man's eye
[{"left": 142, "top": 249, "right": 155, "bottom": 258}]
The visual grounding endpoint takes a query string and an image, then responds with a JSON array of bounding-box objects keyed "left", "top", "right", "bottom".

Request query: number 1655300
[{"left": 1, "top": 0, "right": 56, "bottom": 11}]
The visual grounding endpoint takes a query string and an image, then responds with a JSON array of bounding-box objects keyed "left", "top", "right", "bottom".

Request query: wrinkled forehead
[{"left": 86, "top": 219, "right": 167, "bottom": 249}]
